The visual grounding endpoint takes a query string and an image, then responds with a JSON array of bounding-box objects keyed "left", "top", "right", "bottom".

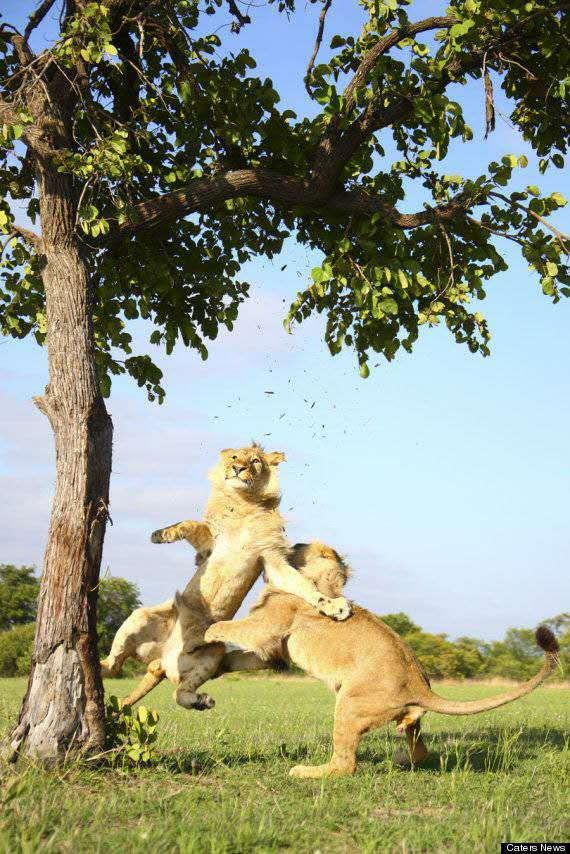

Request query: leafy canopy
[
  {"left": 0, "top": 564, "right": 39, "bottom": 630},
  {"left": 0, "top": 0, "right": 568, "bottom": 395}
]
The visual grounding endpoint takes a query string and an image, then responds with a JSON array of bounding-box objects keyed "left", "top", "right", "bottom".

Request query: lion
[
  {"left": 101, "top": 444, "right": 351, "bottom": 710},
  {"left": 203, "top": 542, "right": 560, "bottom": 778}
]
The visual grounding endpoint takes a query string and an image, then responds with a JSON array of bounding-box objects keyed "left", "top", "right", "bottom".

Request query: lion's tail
[{"left": 418, "top": 626, "right": 559, "bottom": 716}]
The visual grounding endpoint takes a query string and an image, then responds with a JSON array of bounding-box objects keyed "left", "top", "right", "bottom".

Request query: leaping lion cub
[
  {"left": 101, "top": 444, "right": 350, "bottom": 710},
  {"left": 204, "top": 542, "right": 559, "bottom": 778}
]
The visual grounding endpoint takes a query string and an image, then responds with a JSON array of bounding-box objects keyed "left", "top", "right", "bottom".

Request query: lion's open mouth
[{"left": 227, "top": 475, "right": 253, "bottom": 488}]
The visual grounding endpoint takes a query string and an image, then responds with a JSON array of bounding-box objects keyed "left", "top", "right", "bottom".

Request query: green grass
[{"left": 1, "top": 676, "right": 568, "bottom": 853}]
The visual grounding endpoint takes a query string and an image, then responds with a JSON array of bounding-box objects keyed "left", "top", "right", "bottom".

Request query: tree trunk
[{"left": 9, "top": 166, "right": 113, "bottom": 762}]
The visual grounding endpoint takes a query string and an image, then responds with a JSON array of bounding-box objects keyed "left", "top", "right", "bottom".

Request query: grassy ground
[{"left": 0, "top": 675, "right": 568, "bottom": 853}]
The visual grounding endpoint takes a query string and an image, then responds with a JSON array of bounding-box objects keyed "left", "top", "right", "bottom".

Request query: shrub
[
  {"left": 0, "top": 623, "right": 35, "bottom": 676},
  {"left": 105, "top": 696, "right": 160, "bottom": 767}
]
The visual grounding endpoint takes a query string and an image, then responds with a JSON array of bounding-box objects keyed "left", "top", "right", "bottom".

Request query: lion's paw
[
  {"left": 318, "top": 596, "right": 352, "bottom": 621},
  {"left": 191, "top": 693, "right": 216, "bottom": 711},
  {"left": 289, "top": 763, "right": 347, "bottom": 779}
]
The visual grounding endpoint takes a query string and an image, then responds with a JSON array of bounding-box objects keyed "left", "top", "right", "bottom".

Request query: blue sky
[{"left": 1, "top": 1, "right": 569, "bottom": 639}]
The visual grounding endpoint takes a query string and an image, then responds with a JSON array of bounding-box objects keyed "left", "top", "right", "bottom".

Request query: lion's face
[
  {"left": 218, "top": 445, "right": 285, "bottom": 493},
  {"left": 289, "top": 541, "right": 351, "bottom": 597}
]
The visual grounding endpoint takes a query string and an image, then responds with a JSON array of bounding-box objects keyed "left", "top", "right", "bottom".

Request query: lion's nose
[{"left": 233, "top": 465, "right": 246, "bottom": 476}]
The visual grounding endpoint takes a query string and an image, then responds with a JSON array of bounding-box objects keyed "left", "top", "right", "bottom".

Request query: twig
[
  {"left": 467, "top": 215, "right": 526, "bottom": 246},
  {"left": 227, "top": 0, "right": 251, "bottom": 34},
  {"left": 498, "top": 52, "right": 537, "bottom": 80},
  {"left": 430, "top": 224, "right": 454, "bottom": 306},
  {"left": 305, "top": 0, "right": 333, "bottom": 96},
  {"left": 74, "top": 178, "right": 93, "bottom": 228},
  {"left": 348, "top": 256, "right": 372, "bottom": 287},
  {"left": 489, "top": 191, "right": 570, "bottom": 254}
]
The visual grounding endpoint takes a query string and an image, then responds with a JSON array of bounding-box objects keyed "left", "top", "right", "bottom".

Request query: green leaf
[
  {"left": 377, "top": 298, "right": 398, "bottom": 315},
  {"left": 397, "top": 270, "right": 408, "bottom": 289}
]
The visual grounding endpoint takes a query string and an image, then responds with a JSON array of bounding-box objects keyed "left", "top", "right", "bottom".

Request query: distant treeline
[
  {"left": 0, "top": 564, "right": 567, "bottom": 681},
  {"left": 379, "top": 612, "right": 568, "bottom": 681},
  {"left": 0, "top": 564, "right": 142, "bottom": 677}
]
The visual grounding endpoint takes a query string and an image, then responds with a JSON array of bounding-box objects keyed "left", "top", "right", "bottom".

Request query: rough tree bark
[{"left": 9, "top": 162, "right": 113, "bottom": 761}]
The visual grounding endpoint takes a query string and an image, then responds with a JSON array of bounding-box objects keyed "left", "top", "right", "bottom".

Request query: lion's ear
[{"left": 266, "top": 451, "right": 286, "bottom": 466}]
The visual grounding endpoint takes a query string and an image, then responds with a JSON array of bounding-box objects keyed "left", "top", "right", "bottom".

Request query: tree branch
[
  {"left": 342, "top": 16, "right": 455, "bottom": 112},
  {"left": 0, "top": 96, "right": 19, "bottom": 126},
  {"left": 312, "top": 7, "right": 565, "bottom": 191},
  {"left": 102, "top": 8, "right": 567, "bottom": 250},
  {"left": 467, "top": 216, "right": 525, "bottom": 247},
  {"left": 7, "top": 223, "right": 43, "bottom": 248},
  {"left": 489, "top": 192, "right": 569, "bottom": 253},
  {"left": 107, "top": 167, "right": 473, "bottom": 241},
  {"left": 312, "top": 15, "right": 455, "bottom": 189},
  {"left": 24, "top": 0, "right": 58, "bottom": 45},
  {"left": 305, "top": 0, "right": 333, "bottom": 96}
]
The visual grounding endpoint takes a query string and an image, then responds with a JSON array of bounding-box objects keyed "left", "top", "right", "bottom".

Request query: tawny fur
[
  {"left": 205, "top": 544, "right": 559, "bottom": 779},
  {"left": 101, "top": 445, "right": 350, "bottom": 710}
]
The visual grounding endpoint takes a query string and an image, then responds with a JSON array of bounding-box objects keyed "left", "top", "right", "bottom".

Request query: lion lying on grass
[
  {"left": 203, "top": 542, "right": 560, "bottom": 778},
  {"left": 101, "top": 444, "right": 350, "bottom": 710}
]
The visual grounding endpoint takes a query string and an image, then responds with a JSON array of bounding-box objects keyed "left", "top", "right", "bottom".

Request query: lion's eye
[
  {"left": 252, "top": 458, "right": 260, "bottom": 465},
  {"left": 232, "top": 455, "right": 237, "bottom": 461}
]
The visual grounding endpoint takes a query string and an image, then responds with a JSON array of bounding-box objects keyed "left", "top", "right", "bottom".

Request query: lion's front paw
[{"left": 318, "top": 596, "right": 352, "bottom": 621}]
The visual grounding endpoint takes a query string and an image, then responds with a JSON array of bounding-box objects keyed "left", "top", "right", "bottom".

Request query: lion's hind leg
[
  {"left": 393, "top": 713, "right": 429, "bottom": 767},
  {"left": 100, "top": 610, "right": 144, "bottom": 677},
  {"left": 290, "top": 688, "right": 395, "bottom": 779}
]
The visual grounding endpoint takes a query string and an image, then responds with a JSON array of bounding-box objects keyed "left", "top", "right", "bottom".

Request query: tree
[
  {"left": 0, "top": 574, "right": 140, "bottom": 675},
  {"left": 0, "top": 564, "right": 39, "bottom": 630},
  {"left": 1, "top": 0, "right": 568, "bottom": 760},
  {"left": 97, "top": 576, "right": 141, "bottom": 656},
  {"left": 0, "top": 624, "right": 36, "bottom": 676},
  {"left": 380, "top": 612, "right": 420, "bottom": 636}
]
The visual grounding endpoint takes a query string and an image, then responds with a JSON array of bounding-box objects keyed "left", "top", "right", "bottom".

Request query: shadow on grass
[
  {"left": 358, "top": 726, "right": 567, "bottom": 774},
  {"left": 158, "top": 743, "right": 313, "bottom": 774}
]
